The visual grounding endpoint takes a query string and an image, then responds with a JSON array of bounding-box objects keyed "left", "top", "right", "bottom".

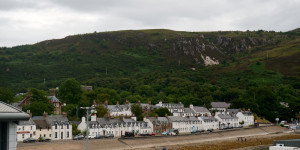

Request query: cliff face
[{"left": 38, "top": 29, "right": 278, "bottom": 66}]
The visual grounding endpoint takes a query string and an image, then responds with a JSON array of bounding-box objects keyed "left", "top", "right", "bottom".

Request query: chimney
[
  {"left": 43, "top": 111, "right": 48, "bottom": 119},
  {"left": 91, "top": 114, "right": 97, "bottom": 121},
  {"left": 248, "top": 108, "right": 250, "bottom": 112},
  {"left": 189, "top": 104, "right": 193, "bottom": 109},
  {"left": 27, "top": 110, "right": 32, "bottom": 118},
  {"left": 82, "top": 116, "right": 86, "bottom": 123},
  {"left": 146, "top": 114, "right": 149, "bottom": 119},
  {"left": 148, "top": 101, "right": 151, "bottom": 105},
  {"left": 212, "top": 113, "right": 215, "bottom": 117},
  {"left": 138, "top": 100, "right": 141, "bottom": 105},
  {"left": 155, "top": 114, "right": 158, "bottom": 119},
  {"left": 205, "top": 113, "right": 208, "bottom": 117},
  {"left": 243, "top": 108, "right": 246, "bottom": 111},
  {"left": 116, "top": 101, "right": 119, "bottom": 106},
  {"left": 239, "top": 108, "right": 241, "bottom": 112},
  {"left": 126, "top": 100, "right": 129, "bottom": 104},
  {"left": 120, "top": 114, "right": 124, "bottom": 121},
  {"left": 104, "top": 100, "right": 108, "bottom": 106},
  {"left": 62, "top": 112, "right": 67, "bottom": 118},
  {"left": 49, "top": 89, "right": 55, "bottom": 96},
  {"left": 27, "top": 90, "right": 32, "bottom": 97}
]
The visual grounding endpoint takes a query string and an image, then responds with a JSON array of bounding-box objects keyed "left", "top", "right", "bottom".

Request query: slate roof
[
  {"left": 46, "top": 115, "right": 70, "bottom": 125},
  {"left": 183, "top": 108, "right": 195, "bottom": 114},
  {"left": 200, "top": 116, "right": 218, "bottom": 122},
  {"left": 19, "top": 118, "right": 36, "bottom": 125},
  {"left": 47, "top": 96, "right": 61, "bottom": 103},
  {"left": 34, "top": 120, "right": 50, "bottom": 129},
  {"left": 211, "top": 102, "right": 230, "bottom": 108},
  {"left": 168, "top": 116, "right": 188, "bottom": 122},
  {"left": 193, "top": 106, "right": 210, "bottom": 113},
  {"left": 217, "top": 114, "right": 238, "bottom": 119}
]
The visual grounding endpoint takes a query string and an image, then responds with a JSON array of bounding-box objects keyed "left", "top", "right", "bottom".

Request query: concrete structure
[
  {"left": 270, "top": 139, "right": 300, "bottom": 150},
  {"left": 0, "top": 101, "right": 30, "bottom": 150}
]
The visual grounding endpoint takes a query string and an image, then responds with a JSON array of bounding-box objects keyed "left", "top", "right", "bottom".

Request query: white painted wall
[{"left": 16, "top": 125, "right": 36, "bottom": 141}]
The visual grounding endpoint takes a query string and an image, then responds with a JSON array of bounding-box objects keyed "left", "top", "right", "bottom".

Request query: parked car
[
  {"left": 170, "top": 132, "right": 177, "bottom": 136},
  {"left": 149, "top": 132, "right": 156, "bottom": 136},
  {"left": 162, "top": 132, "right": 169, "bottom": 136},
  {"left": 87, "top": 134, "right": 95, "bottom": 139},
  {"left": 140, "top": 133, "right": 150, "bottom": 136},
  {"left": 124, "top": 132, "right": 135, "bottom": 137},
  {"left": 23, "top": 137, "right": 36, "bottom": 143},
  {"left": 73, "top": 134, "right": 84, "bottom": 140},
  {"left": 207, "top": 128, "right": 213, "bottom": 132},
  {"left": 37, "top": 137, "right": 51, "bottom": 142},
  {"left": 104, "top": 133, "right": 114, "bottom": 138},
  {"left": 95, "top": 135, "right": 104, "bottom": 139}
]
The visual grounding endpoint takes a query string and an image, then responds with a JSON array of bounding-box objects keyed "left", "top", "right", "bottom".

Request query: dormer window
[{"left": 55, "top": 124, "right": 57, "bottom": 129}]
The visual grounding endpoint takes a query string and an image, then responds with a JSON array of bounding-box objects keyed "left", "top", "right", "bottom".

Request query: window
[
  {"left": 61, "top": 125, "right": 63, "bottom": 129},
  {"left": 67, "top": 131, "right": 69, "bottom": 138},
  {"left": 55, "top": 124, "right": 57, "bottom": 129},
  {"left": 22, "top": 126, "right": 24, "bottom": 130},
  {"left": 55, "top": 132, "right": 57, "bottom": 138},
  {"left": 31, "top": 126, "right": 32, "bottom": 130},
  {"left": 49, "top": 134, "right": 51, "bottom": 137},
  {"left": 22, "top": 134, "right": 24, "bottom": 139},
  {"left": 44, "top": 134, "right": 46, "bottom": 137},
  {"left": 30, "top": 134, "right": 32, "bottom": 138},
  {"left": 67, "top": 124, "right": 69, "bottom": 129},
  {"left": 61, "top": 132, "right": 63, "bottom": 139}
]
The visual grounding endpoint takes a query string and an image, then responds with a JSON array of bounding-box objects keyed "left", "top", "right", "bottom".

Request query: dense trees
[
  {"left": 59, "top": 78, "right": 83, "bottom": 104},
  {"left": 131, "top": 104, "right": 143, "bottom": 121},
  {"left": 0, "top": 87, "right": 14, "bottom": 103}
]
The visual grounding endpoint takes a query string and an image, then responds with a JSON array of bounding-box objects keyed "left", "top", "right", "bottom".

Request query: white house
[
  {"left": 104, "top": 101, "right": 132, "bottom": 117},
  {"left": 16, "top": 117, "right": 36, "bottom": 141},
  {"left": 228, "top": 109, "right": 254, "bottom": 127},
  {"left": 167, "top": 116, "right": 202, "bottom": 133},
  {"left": 0, "top": 101, "right": 30, "bottom": 150},
  {"left": 198, "top": 116, "right": 219, "bottom": 130},
  {"left": 33, "top": 112, "right": 72, "bottom": 140},
  {"left": 155, "top": 101, "right": 185, "bottom": 115},
  {"left": 78, "top": 114, "right": 152, "bottom": 137},
  {"left": 215, "top": 111, "right": 239, "bottom": 129},
  {"left": 189, "top": 104, "right": 211, "bottom": 116}
]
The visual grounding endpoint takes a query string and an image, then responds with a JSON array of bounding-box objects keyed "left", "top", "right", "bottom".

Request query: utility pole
[{"left": 80, "top": 107, "right": 97, "bottom": 150}]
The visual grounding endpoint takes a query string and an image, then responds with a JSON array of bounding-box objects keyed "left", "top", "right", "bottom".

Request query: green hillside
[{"left": 0, "top": 29, "right": 300, "bottom": 122}]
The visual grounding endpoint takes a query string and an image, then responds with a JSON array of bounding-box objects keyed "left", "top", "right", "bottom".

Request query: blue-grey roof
[
  {"left": 193, "top": 106, "right": 210, "bottom": 113},
  {"left": 19, "top": 118, "right": 36, "bottom": 125},
  {"left": 47, "top": 96, "right": 61, "bottom": 103},
  {"left": 200, "top": 116, "right": 218, "bottom": 122},
  {"left": 211, "top": 102, "right": 230, "bottom": 108}
]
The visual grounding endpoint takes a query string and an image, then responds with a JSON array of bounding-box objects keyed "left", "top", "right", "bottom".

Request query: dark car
[
  {"left": 95, "top": 134, "right": 104, "bottom": 139},
  {"left": 140, "top": 133, "right": 150, "bottom": 136},
  {"left": 124, "top": 132, "right": 135, "bottom": 137},
  {"left": 73, "top": 134, "right": 84, "bottom": 140},
  {"left": 104, "top": 133, "right": 114, "bottom": 138},
  {"left": 23, "top": 137, "right": 36, "bottom": 143},
  {"left": 37, "top": 137, "right": 51, "bottom": 142},
  {"left": 207, "top": 128, "right": 214, "bottom": 132}
]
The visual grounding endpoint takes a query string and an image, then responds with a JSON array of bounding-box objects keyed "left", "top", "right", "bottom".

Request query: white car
[
  {"left": 170, "top": 132, "right": 176, "bottom": 136},
  {"left": 87, "top": 134, "right": 95, "bottom": 139}
]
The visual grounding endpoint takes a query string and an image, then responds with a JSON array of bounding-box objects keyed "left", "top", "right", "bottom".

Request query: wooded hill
[{"left": 0, "top": 29, "right": 300, "bottom": 122}]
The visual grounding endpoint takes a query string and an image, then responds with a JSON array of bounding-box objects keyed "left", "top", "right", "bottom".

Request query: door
[{"left": 61, "top": 132, "right": 63, "bottom": 139}]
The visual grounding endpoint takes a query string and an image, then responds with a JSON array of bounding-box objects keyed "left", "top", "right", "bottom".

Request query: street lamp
[{"left": 80, "top": 106, "right": 97, "bottom": 150}]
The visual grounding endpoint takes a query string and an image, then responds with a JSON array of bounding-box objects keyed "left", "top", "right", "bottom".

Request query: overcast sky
[{"left": 0, "top": 0, "right": 299, "bottom": 47}]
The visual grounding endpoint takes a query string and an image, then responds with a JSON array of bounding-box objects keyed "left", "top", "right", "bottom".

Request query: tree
[
  {"left": 30, "top": 88, "right": 48, "bottom": 103},
  {"left": 72, "top": 123, "right": 81, "bottom": 135},
  {"left": 0, "top": 87, "right": 14, "bottom": 103},
  {"left": 200, "top": 96, "right": 213, "bottom": 109},
  {"left": 153, "top": 107, "right": 171, "bottom": 117},
  {"left": 131, "top": 104, "right": 143, "bottom": 121},
  {"left": 23, "top": 101, "right": 53, "bottom": 116},
  {"left": 96, "top": 104, "right": 108, "bottom": 118},
  {"left": 59, "top": 78, "right": 82, "bottom": 104}
]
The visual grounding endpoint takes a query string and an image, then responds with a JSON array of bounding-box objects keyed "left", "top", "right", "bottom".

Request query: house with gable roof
[
  {"left": 228, "top": 108, "right": 254, "bottom": 127},
  {"left": 210, "top": 102, "right": 231, "bottom": 112}
]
